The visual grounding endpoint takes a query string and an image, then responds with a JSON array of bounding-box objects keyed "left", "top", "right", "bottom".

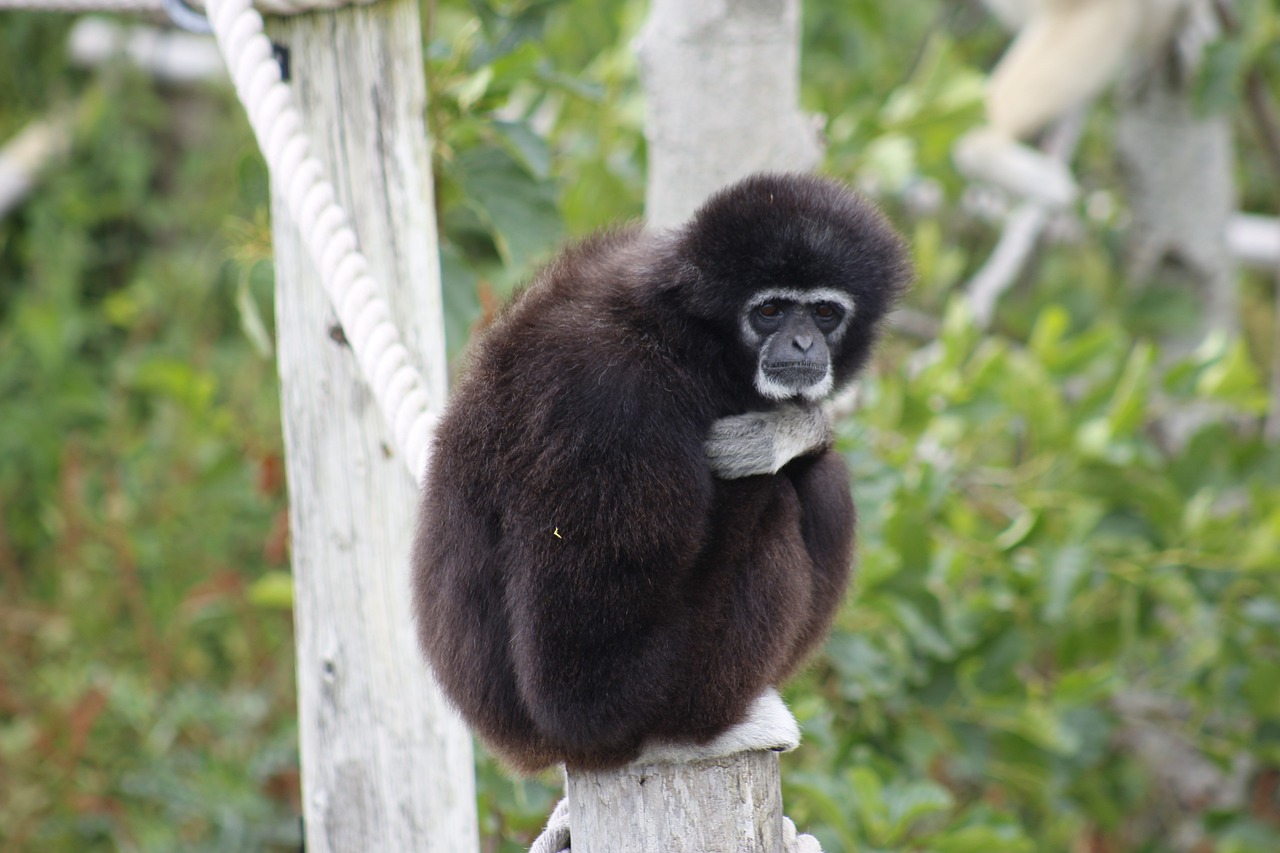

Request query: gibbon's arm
[
  {"left": 500, "top": 368, "right": 718, "bottom": 757},
  {"left": 704, "top": 405, "right": 832, "bottom": 479}
]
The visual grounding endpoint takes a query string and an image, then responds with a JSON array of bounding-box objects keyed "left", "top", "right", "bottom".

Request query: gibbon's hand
[{"left": 704, "top": 405, "right": 832, "bottom": 479}]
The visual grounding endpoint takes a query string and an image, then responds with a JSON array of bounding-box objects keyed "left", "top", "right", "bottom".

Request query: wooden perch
[{"left": 564, "top": 751, "right": 821, "bottom": 852}]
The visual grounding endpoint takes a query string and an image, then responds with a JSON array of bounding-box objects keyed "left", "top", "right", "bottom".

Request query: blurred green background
[{"left": 2, "top": 1, "right": 1279, "bottom": 851}]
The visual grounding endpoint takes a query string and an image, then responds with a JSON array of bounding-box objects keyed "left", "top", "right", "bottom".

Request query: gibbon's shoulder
[
  {"left": 455, "top": 226, "right": 686, "bottom": 387},
  {"left": 477, "top": 226, "right": 686, "bottom": 356},
  {"left": 503, "top": 226, "right": 656, "bottom": 315}
]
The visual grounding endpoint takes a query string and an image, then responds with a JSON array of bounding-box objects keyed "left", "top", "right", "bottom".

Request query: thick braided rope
[
  {"left": 0, "top": 0, "right": 373, "bottom": 16},
  {"left": 206, "top": 0, "right": 437, "bottom": 481}
]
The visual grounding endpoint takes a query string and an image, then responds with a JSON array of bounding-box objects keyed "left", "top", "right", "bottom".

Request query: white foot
[
  {"left": 784, "top": 817, "right": 825, "bottom": 852},
  {"left": 634, "top": 688, "right": 800, "bottom": 765}
]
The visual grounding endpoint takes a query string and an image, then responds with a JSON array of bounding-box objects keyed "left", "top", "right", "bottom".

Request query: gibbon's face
[{"left": 739, "top": 287, "right": 855, "bottom": 402}]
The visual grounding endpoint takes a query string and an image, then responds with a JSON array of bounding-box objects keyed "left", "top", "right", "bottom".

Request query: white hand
[{"left": 704, "top": 406, "right": 832, "bottom": 479}]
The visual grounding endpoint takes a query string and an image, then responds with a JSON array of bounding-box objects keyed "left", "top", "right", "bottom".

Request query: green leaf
[
  {"left": 1217, "top": 819, "right": 1280, "bottom": 853},
  {"left": 1027, "top": 304, "right": 1070, "bottom": 363},
  {"left": 1242, "top": 506, "right": 1280, "bottom": 570},
  {"left": 1197, "top": 338, "right": 1269, "bottom": 412},
  {"left": 1006, "top": 702, "right": 1082, "bottom": 755},
  {"left": 825, "top": 632, "right": 900, "bottom": 700},
  {"left": 929, "top": 824, "right": 1035, "bottom": 853},
  {"left": 458, "top": 145, "right": 563, "bottom": 272},
  {"left": 785, "top": 772, "right": 858, "bottom": 849},
  {"left": 936, "top": 298, "right": 981, "bottom": 371},
  {"left": 470, "top": 0, "right": 559, "bottom": 67},
  {"left": 1195, "top": 37, "right": 1246, "bottom": 114},
  {"left": 1042, "top": 546, "right": 1088, "bottom": 624},
  {"left": 859, "top": 134, "right": 918, "bottom": 192},
  {"left": 451, "top": 66, "right": 494, "bottom": 111},
  {"left": 993, "top": 508, "right": 1037, "bottom": 551},
  {"left": 892, "top": 599, "right": 955, "bottom": 660},
  {"left": 247, "top": 572, "right": 294, "bottom": 610},
  {"left": 132, "top": 359, "right": 218, "bottom": 414},
  {"left": 883, "top": 779, "right": 954, "bottom": 842},
  {"left": 1074, "top": 416, "right": 1113, "bottom": 459},
  {"left": 493, "top": 119, "right": 552, "bottom": 180},
  {"left": 439, "top": 242, "right": 482, "bottom": 362},
  {"left": 1106, "top": 341, "right": 1154, "bottom": 437},
  {"left": 234, "top": 264, "right": 274, "bottom": 357},
  {"left": 848, "top": 766, "right": 890, "bottom": 842}
]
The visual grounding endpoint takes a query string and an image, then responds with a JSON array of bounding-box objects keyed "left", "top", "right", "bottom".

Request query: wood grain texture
[
  {"left": 265, "top": 2, "right": 477, "bottom": 850},
  {"left": 566, "top": 752, "right": 785, "bottom": 852}
]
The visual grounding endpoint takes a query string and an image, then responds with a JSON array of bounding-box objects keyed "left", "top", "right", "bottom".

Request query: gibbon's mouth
[
  {"left": 762, "top": 362, "right": 827, "bottom": 384},
  {"left": 758, "top": 362, "right": 832, "bottom": 401}
]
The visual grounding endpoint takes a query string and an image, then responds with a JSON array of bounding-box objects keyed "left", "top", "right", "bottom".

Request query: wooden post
[
  {"left": 566, "top": 753, "right": 787, "bottom": 852},
  {"left": 265, "top": 2, "right": 479, "bottom": 851}
]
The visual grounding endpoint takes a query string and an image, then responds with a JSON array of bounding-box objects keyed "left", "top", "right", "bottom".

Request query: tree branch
[{"left": 963, "top": 109, "right": 1086, "bottom": 328}]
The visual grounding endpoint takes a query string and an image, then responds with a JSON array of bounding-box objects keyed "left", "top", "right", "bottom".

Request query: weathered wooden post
[
  {"left": 264, "top": 2, "right": 479, "bottom": 850},
  {"left": 566, "top": 753, "right": 788, "bottom": 852}
]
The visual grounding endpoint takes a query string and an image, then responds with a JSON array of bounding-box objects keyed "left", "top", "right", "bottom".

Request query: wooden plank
[{"left": 264, "top": 2, "right": 478, "bottom": 850}]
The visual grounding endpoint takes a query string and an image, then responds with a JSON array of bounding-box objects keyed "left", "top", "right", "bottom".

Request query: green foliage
[
  {"left": 426, "top": 0, "right": 643, "bottom": 360},
  {"left": 0, "top": 36, "right": 295, "bottom": 851},
  {"left": 3, "top": 1, "right": 1279, "bottom": 851},
  {"left": 783, "top": 295, "right": 1280, "bottom": 851}
]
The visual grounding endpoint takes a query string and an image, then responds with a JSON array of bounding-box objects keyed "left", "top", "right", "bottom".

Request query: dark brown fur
[{"left": 412, "top": 173, "right": 911, "bottom": 772}]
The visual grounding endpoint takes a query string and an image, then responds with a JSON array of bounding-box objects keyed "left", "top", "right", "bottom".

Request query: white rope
[
  {"left": 5, "top": 0, "right": 439, "bottom": 478},
  {"left": 0, "top": 0, "right": 372, "bottom": 18},
  {"left": 205, "top": 0, "right": 438, "bottom": 481}
]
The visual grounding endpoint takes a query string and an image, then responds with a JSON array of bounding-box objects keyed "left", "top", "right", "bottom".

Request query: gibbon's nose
[{"left": 792, "top": 334, "right": 814, "bottom": 353}]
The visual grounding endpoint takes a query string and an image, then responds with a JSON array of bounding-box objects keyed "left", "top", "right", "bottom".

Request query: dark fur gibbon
[{"left": 412, "top": 173, "right": 911, "bottom": 773}]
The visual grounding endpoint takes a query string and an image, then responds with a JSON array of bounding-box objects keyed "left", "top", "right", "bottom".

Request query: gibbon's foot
[
  {"left": 952, "top": 127, "right": 1078, "bottom": 209},
  {"left": 633, "top": 688, "right": 800, "bottom": 765},
  {"left": 704, "top": 406, "right": 831, "bottom": 480}
]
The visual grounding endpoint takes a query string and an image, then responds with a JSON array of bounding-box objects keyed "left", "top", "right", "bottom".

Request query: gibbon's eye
[
  {"left": 757, "top": 302, "right": 783, "bottom": 319},
  {"left": 813, "top": 302, "right": 841, "bottom": 321}
]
